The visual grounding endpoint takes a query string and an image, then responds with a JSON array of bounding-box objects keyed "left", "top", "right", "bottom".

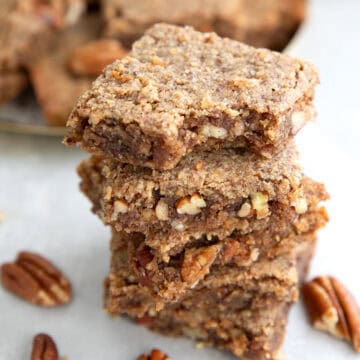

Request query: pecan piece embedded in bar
[
  {"left": 105, "top": 233, "right": 318, "bottom": 360},
  {"left": 181, "top": 244, "right": 221, "bottom": 287},
  {"left": 77, "top": 142, "right": 311, "bottom": 244}
]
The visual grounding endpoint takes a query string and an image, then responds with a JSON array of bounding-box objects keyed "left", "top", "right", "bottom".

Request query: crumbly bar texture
[
  {"left": 105, "top": 235, "right": 316, "bottom": 360},
  {"left": 109, "top": 184, "right": 327, "bottom": 302},
  {"left": 78, "top": 143, "right": 313, "bottom": 242},
  {"left": 29, "top": 16, "right": 101, "bottom": 125},
  {"left": 0, "top": 71, "right": 28, "bottom": 105},
  {"left": 103, "top": 0, "right": 306, "bottom": 51},
  {"left": 77, "top": 143, "right": 303, "bottom": 235},
  {"left": 66, "top": 23, "right": 318, "bottom": 170},
  {"left": 143, "top": 177, "right": 328, "bottom": 262}
]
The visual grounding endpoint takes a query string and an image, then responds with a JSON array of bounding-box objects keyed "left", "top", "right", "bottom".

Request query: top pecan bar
[{"left": 66, "top": 23, "right": 318, "bottom": 170}]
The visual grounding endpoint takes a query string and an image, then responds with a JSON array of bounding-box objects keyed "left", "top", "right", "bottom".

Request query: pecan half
[
  {"left": 181, "top": 245, "right": 221, "bottom": 287},
  {"left": 138, "top": 349, "right": 169, "bottom": 360},
  {"left": 1, "top": 251, "right": 72, "bottom": 307},
  {"left": 68, "top": 39, "right": 128, "bottom": 77},
  {"left": 31, "top": 333, "right": 58, "bottom": 360},
  {"left": 302, "top": 276, "right": 360, "bottom": 352}
]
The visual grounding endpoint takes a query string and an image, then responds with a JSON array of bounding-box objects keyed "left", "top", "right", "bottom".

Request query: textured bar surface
[
  {"left": 109, "top": 197, "right": 327, "bottom": 302},
  {"left": 78, "top": 146, "right": 328, "bottom": 263},
  {"left": 105, "top": 235, "right": 317, "bottom": 360},
  {"left": 66, "top": 24, "right": 318, "bottom": 169},
  {"left": 77, "top": 143, "right": 306, "bottom": 237}
]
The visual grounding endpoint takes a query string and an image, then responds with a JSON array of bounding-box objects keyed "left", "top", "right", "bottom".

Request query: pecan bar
[
  {"left": 77, "top": 143, "right": 320, "bottom": 250},
  {"left": 108, "top": 184, "right": 327, "bottom": 302},
  {"left": 66, "top": 24, "right": 318, "bottom": 169},
  {"left": 29, "top": 16, "right": 101, "bottom": 126},
  {"left": 103, "top": 0, "right": 306, "bottom": 51},
  {"left": 0, "top": 0, "right": 85, "bottom": 71},
  {"left": 105, "top": 235, "right": 317, "bottom": 360}
]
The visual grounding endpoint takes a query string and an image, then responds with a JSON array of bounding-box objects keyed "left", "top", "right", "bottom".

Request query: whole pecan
[
  {"left": 1, "top": 251, "right": 72, "bottom": 307},
  {"left": 68, "top": 39, "right": 128, "bottom": 77},
  {"left": 302, "top": 276, "right": 360, "bottom": 352},
  {"left": 138, "top": 349, "right": 169, "bottom": 360},
  {"left": 31, "top": 333, "right": 58, "bottom": 360}
]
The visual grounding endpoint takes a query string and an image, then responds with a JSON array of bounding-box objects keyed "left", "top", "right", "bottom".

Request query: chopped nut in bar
[
  {"left": 77, "top": 144, "right": 329, "bottom": 260},
  {"left": 105, "top": 234, "right": 317, "bottom": 360},
  {"left": 107, "top": 182, "right": 328, "bottom": 303}
]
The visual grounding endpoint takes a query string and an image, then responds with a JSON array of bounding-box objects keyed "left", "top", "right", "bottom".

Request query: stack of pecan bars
[{"left": 66, "top": 24, "right": 329, "bottom": 360}]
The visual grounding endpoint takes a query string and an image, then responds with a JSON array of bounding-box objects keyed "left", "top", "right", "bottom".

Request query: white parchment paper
[{"left": 1, "top": 0, "right": 360, "bottom": 359}]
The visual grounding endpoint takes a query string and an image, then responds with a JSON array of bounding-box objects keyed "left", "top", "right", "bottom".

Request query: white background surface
[{"left": 1, "top": 1, "right": 360, "bottom": 359}]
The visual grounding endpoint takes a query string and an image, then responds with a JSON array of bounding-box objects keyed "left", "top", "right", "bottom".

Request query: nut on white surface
[{"left": 302, "top": 276, "right": 360, "bottom": 352}]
